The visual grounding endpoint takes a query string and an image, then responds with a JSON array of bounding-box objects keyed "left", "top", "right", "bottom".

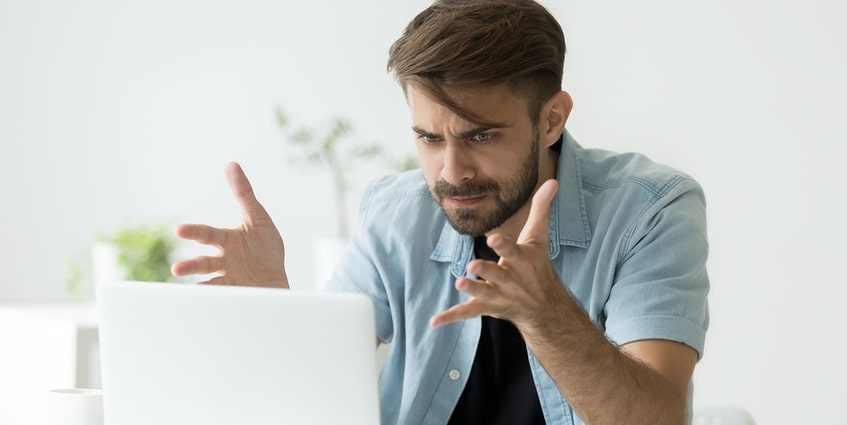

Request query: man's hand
[
  {"left": 430, "top": 179, "right": 568, "bottom": 330},
  {"left": 171, "top": 162, "right": 289, "bottom": 288}
]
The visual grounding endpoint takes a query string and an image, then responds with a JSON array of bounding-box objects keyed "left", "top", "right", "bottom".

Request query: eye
[
  {"left": 471, "top": 133, "right": 493, "bottom": 143},
  {"left": 417, "top": 134, "right": 441, "bottom": 144}
]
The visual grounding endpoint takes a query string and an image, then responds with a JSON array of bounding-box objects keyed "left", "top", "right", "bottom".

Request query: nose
[{"left": 440, "top": 142, "right": 475, "bottom": 185}]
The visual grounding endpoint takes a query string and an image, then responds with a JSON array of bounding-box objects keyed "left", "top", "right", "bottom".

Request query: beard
[{"left": 430, "top": 138, "right": 540, "bottom": 236}]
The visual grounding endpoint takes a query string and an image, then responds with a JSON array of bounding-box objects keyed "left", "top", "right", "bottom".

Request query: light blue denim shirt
[{"left": 324, "top": 130, "right": 710, "bottom": 425}]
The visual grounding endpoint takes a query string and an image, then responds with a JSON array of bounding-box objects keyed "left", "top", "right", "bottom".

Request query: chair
[{"left": 692, "top": 403, "right": 756, "bottom": 425}]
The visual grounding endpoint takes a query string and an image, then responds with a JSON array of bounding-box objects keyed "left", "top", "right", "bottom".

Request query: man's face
[{"left": 407, "top": 83, "right": 542, "bottom": 237}]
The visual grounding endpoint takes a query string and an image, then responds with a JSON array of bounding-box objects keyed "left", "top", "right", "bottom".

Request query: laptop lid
[{"left": 96, "top": 280, "right": 380, "bottom": 425}]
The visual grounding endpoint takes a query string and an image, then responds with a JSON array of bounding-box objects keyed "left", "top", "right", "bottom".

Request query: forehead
[{"left": 406, "top": 83, "right": 529, "bottom": 128}]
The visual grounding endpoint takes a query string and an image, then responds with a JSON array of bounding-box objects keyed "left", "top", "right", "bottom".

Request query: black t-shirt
[{"left": 447, "top": 237, "right": 546, "bottom": 425}]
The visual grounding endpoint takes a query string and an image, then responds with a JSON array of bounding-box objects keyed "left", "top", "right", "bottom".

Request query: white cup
[{"left": 45, "top": 388, "right": 104, "bottom": 425}]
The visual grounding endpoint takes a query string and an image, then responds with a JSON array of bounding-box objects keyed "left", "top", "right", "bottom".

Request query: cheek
[
  {"left": 416, "top": 148, "right": 442, "bottom": 180},
  {"left": 421, "top": 164, "right": 441, "bottom": 188}
]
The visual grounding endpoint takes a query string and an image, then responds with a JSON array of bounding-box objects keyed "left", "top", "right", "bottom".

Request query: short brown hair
[{"left": 387, "top": 0, "right": 566, "bottom": 126}]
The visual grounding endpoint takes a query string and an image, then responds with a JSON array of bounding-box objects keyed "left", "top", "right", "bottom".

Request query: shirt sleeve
[
  {"left": 322, "top": 182, "right": 395, "bottom": 344},
  {"left": 602, "top": 177, "right": 710, "bottom": 359}
]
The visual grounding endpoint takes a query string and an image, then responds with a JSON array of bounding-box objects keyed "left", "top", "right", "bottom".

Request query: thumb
[
  {"left": 225, "top": 162, "right": 272, "bottom": 225},
  {"left": 517, "top": 179, "right": 558, "bottom": 245}
]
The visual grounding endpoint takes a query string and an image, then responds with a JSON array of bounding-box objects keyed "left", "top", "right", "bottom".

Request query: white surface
[
  {"left": 45, "top": 389, "right": 104, "bottom": 425},
  {"left": 2, "top": 1, "right": 846, "bottom": 424},
  {"left": 97, "top": 281, "right": 379, "bottom": 425},
  {"left": 0, "top": 304, "right": 100, "bottom": 425}
]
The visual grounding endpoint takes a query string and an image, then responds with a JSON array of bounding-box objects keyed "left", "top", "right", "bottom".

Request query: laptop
[{"left": 96, "top": 280, "right": 380, "bottom": 425}]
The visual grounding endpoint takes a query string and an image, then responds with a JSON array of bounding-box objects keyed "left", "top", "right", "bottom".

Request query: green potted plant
[
  {"left": 66, "top": 222, "right": 178, "bottom": 298},
  {"left": 275, "top": 107, "right": 417, "bottom": 288},
  {"left": 94, "top": 223, "right": 178, "bottom": 283},
  {"left": 275, "top": 107, "right": 417, "bottom": 239}
]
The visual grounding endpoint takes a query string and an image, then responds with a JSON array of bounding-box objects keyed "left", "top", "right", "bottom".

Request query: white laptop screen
[{"left": 96, "top": 281, "right": 380, "bottom": 425}]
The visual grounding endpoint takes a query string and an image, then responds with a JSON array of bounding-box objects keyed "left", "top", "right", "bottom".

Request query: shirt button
[{"left": 448, "top": 369, "right": 461, "bottom": 381}]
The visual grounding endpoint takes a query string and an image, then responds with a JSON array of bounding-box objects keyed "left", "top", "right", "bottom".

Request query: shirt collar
[{"left": 555, "top": 129, "right": 592, "bottom": 248}]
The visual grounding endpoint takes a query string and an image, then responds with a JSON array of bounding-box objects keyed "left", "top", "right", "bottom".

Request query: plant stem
[{"left": 325, "top": 145, "right": 349, "bottom": 239}]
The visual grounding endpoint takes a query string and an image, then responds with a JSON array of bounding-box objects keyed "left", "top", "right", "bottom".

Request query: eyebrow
[{"left": 412, "top": 125, "right": 498, "bottom": 140}]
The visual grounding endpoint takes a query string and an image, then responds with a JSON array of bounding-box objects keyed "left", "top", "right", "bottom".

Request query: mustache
[{"left": 433, "top": 179, "right": 498, "bottom": 198}]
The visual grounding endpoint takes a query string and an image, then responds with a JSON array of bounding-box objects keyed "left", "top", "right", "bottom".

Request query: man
[{"left": 172, "top": 1, "right": 709, "bottom": 424}]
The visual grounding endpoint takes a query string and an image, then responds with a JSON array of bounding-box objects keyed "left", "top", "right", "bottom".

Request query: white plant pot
[
  {"left": 313, "top": 236, "right": 349, "bottom": 291},
  {"left": 91, "top": 241, "right": 125, "bottom": 288}
]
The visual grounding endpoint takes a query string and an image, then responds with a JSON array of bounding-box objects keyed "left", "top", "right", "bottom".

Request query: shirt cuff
[{"left": 605, "top": 315, "right": 707, "bottom": 360}]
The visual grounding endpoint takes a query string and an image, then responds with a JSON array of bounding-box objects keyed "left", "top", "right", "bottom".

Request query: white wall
[{"left": 1, "top": 0, "right": 845, "bottom": 423}]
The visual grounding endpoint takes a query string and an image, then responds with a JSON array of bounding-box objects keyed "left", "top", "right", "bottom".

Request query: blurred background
[{"left": 1, "top": 0, "right": 845, "bottom": 423}]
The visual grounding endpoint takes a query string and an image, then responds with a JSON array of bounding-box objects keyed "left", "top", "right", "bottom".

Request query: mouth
[{"left": 446, "top": 195, "right": 486, "bottom": 208}]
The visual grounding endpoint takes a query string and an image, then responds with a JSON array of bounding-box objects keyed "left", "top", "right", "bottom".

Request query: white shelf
[{"left": 0, "top": 303, "right": 100, "bottom": 425}]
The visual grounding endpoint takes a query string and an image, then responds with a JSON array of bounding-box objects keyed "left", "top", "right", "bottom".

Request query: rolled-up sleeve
[{"left": 603, "top": 178, "right": 710, "bottom": 359}]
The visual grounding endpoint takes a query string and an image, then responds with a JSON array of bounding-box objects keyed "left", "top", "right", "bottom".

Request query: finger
[
  {"left": 484, "top": 233, "right": 519, "bottom": 263},
  {"left": 517, "top": 179, "right": 558, "bottom": 245},
  {"left": 225, "top": 162, "right": 273, "bottom": 226},
  {"left": 430, "top": 298, "right": 486, "bottom": 328},
  {"left": 465, "top": 259, "right": 509, "bottom": 284},
  {"left": 175, "top": 223, "right": 228, "bottom": 247},
  {"left": 171, "top": 256, "right": 225, "bottom": 277},
  {"left": 454, "top": 276, "right": 497, "bottom": 299}
]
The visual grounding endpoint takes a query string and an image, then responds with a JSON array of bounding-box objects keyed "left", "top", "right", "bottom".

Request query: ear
[{"left": 539, "top": 91, "right": 573, "bottom": 148}]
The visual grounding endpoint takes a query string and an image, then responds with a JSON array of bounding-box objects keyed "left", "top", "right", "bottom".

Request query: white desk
[{"left": 0, "top": 303, "right": 100, "bottom": 425}]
